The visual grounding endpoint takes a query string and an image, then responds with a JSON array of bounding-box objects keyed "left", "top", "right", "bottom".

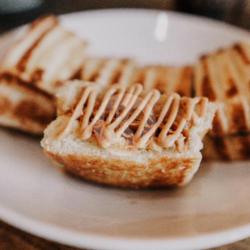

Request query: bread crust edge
[{"left": 43, "top": 150, "right": 202, "bottom": 188}]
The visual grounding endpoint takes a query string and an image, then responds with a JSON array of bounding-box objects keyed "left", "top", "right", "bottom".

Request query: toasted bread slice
[
  {"left": 194, "top": 42, "right": 250, "bottom": 136},
  {"left": 193, "top": 42, "right": 250, "bottom": 160},
  {"left": 204, "top": 133, "right": 250, "bottom": 160},
  {"left": 134, "top": 65, "right": 193, "bottom": 96},
  {"left": 0, "top": 15, "right": 87, "bottom": 134},
  {"left": 0, "top": 73, "right": 55, "bottom": 134},
  {"left": 80, "top": 60, "right": 193, "bottom": 96},
  {"left": 80, "top": 58, "right": 137, "bottom": 90},
  {"left": 1, "top": 15, "right": 87, "bottom": 94},
  {"left": 41, "top": 81, "right": 217, "bottom": 188}
]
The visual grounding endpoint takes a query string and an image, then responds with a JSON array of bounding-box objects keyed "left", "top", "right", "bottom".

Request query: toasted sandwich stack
[
  {"left": 0, "top": 16, "right": 87, "bottom": 134},
  {"left": 0, "top": 15, "right": 249, "bottom": 188},
  {"left": 42, "top": 81, "right": 217, "bottom": 187},
  {"left": 194, "top": 43, "right": 250, "bottom": 160}
]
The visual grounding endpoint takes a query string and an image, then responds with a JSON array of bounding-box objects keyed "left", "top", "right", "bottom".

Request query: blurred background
[{"left": 0, "top": 0, "right": 250, "bottom": 33}]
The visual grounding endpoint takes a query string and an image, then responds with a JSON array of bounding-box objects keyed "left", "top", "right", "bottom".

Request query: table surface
[{"left": 0, "top": 220, "right": 249, "bottom": 250}]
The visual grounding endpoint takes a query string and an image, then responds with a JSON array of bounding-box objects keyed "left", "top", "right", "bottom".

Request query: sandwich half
[
  {"left": 42, "top": 81, "right": 217, "bottom": 188},
  {"left": 194, "top": 42, "right": 250, "bottom": 159},
  {"left": 0, "top": 15, "right": 87, "bottom": 134}
]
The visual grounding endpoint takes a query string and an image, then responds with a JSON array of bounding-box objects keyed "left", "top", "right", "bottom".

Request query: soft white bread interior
[{"left": 42, "top": 81, "right": 217, "bottom": 188}]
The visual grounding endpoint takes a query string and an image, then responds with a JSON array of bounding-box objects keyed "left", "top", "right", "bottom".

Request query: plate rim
[
  {"left": 1, "top": 204, "right": 250, "bottom": 250},
  {"left": 1, "top": 8, "right": 250, "bottom": 250},
  {"left": 59, "top": 7, "right": 250, "bottom": 38}
]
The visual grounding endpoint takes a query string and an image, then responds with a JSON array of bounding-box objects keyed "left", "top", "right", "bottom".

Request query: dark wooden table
[
  {"left": 0, "top": 220, "right": 249, "bottom": 250},
  {"left": 0, "top": 221, "right": 79, "bottom": 250}
]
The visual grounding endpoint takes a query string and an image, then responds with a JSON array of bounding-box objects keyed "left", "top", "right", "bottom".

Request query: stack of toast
[
  {"left": 194, "top": 44, "right": 250, "bottom": 160},
  {"left": 0, "top": 15, "right": 249, "bottom": 188},
  {"left": 0, "top": 16, "right": 87, "bottom": 134}
]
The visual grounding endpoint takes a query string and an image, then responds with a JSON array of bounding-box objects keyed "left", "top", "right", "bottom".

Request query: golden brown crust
[
  {"left": 134, "top": 65, "right": 193, "bottom": 96},
  {"left": 0, "top": 74, "right": 55, "bottom": 134},
  {"left": 194, "top": 42, "right": 250, "bottom": 136},
  {"left": 0, "top": 73, "right": 53, "bottom": 99},
  {"left": 80, "top": 58, "right": 137, "bottom": 89},
  {"left": 79, "top": 59, "right": 194, "bottom": 97},
  {"left": 44, "top": 150, "right": 201, "bottom": 188},
  {"left": 1, "top": 15, "right": 87, "bottom": 95},
  {"left": 0, "top": 15, "right": 86, "bottom": 134},
  {"left": 204, "top": 134, "right": 250, "bottom": 161}
]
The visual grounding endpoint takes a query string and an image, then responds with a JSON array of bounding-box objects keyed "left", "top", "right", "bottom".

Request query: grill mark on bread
[
  {"left": 134, "top": 69, "right": 145, "bottom": 86},
  {"left": 154, "top": 67, "right": 177, "bottom": 95},
  {"left": 243, "top": 135, "right": 250, "bottom": 157},
  {"left": 31, "top": 68, "right": 44, "bottom": 83},
  {"left": 237, "top": 135, "right": 250, "bottom": 158},
  {"left": 2, "top": 16, "right": 58, "bottom": 70},
  {"left": 16, "top": 26, "right": 56, "bottom": 72},
  {"left": 201, "top": 59, "right": 216, "bottom": 101},
  {"left": 233, "top": 43, "right": 250, "bottom": 64},
  {"left": 226, "top": 79, "right": 238, "bottom": 97},
  {"left": 205, "top": 134, "right": 250, "bottom": 160},
  {"left": 81, "top": 58, "right": 137, "bottom": 90},
  {"left": 231, "top": 101, "right": 248, "bottom": 132},
  {"left": 110, "top": 59, "right": 131, "bottom": 85},
  {"left": 135, "top": 66, "right": 193, "bottom": 96},
  {"left": 14, "top": 99, "right": 54, "bottom": 125},
  {"left": 139, "top": 67, "right": 158, "bottom": 93},
  {"left": 0, "top": 72, "right": 56, "bottom": 132},
  {"left": 201, "top": 75, "right": 216, "bottom": 101},
  {"left": 109, "top": 60, "right": 127, "bottom": 85},
  {"left": 0, "top": 72, "right": 53, "bottom": 99},
  {"left": 212, "top": 111, "right": 226, "bottom": 136},
  {"left": 86, "top": 60, "right": 106, "bottom": 82},
  {"left": 110, "top": 67, "right": 122, "bottom": 84},
  {"left": 0, "top": 95, "right": 12, "bottom": 115},
  {"left": 1, "top": 15, "right": 86, "bottom": 96},
  {"left": 176, "top": 66, "right": 193, "bottom": 96},
  {"left": 213, "top": 137, "right": 229, "bottom": 159},
  {"left": 70, "top": 69, "right": 82, "bottom": 80}
]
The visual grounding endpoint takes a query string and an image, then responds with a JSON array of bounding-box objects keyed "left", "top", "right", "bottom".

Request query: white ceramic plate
[{"left": 0, "top": 9, "right": 250, "bottom": 250}]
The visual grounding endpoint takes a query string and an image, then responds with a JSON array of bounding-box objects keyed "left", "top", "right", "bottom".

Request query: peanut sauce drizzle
[{"left": 59, "top": 84, "right": 208, "bottom": 150}]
